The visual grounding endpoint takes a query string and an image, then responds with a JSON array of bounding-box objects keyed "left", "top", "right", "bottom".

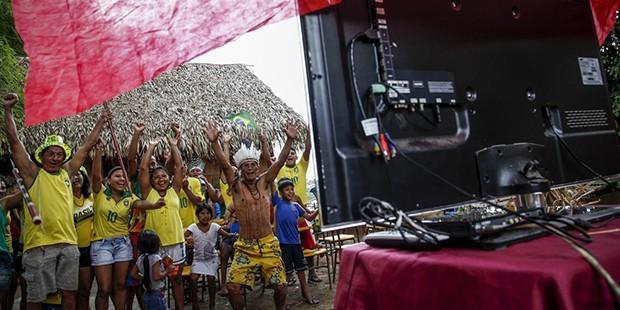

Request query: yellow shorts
[{"left": 227, "top": 234, "right": 286, "bottom": 289}]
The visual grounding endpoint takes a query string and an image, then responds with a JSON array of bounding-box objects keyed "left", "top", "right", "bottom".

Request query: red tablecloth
[{"left": 334, "top": 220, "right": 620, "bottom": 310}]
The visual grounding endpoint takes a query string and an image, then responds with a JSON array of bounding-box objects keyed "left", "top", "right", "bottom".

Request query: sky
[{"left": 190, "top": 17, "right": 317, "bottom": 181}]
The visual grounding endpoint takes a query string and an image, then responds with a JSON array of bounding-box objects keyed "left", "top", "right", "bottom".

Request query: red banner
[
  {"left": 12, "top": 0, "right": 340, "bottom": 126},
  {"left": 591, "top": 0, "right": 620, "bottom": 45}
]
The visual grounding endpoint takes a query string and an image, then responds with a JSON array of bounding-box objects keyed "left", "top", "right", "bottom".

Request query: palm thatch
[{"left": 2, "top": 63, "right": 306, "bottom": 160}]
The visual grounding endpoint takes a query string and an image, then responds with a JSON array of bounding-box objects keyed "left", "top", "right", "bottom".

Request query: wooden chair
[
  {"left": 316, "top": 231, "right": 358, "bottom": 283},
  {"left": 304, "top": 247, "right": 333, "bottom": 289}
]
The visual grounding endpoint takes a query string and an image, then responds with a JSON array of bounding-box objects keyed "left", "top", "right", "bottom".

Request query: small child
[
  {"left": 274, "top": 178, "right": 320, "bottom": 305},
  {"left": 185, "top": 203, "right": 236, "bottom": 310},
  {"left": 131, "top": 230, "right": 174, "bottom": 310}
]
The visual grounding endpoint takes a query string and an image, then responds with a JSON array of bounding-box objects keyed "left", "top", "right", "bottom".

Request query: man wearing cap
[
  {"left": 206, "top": 120, "right": 298, "bottom": 310},
  {"left": 3, "top": 93, "right": 108, "bottom": 309}
]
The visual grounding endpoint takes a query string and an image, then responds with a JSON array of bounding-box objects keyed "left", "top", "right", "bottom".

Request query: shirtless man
[{"left": 205, "top": 121, "right": 298, "bottom": 310}]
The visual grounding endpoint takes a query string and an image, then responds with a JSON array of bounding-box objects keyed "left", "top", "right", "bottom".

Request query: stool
[{"left": 304, "top": 247, "right": 332, "bottom": 289}]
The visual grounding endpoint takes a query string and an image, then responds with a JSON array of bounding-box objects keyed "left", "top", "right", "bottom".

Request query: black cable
[
  {"left": 347, "top": 32, "right": 368, "bottom": 120},
  {"left": 358, "top": 196, "right": 443, "bottom": 246}
]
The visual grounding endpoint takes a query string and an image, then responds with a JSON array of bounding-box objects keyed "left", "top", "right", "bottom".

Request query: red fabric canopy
[
  {"left": 12, "top": 0, "right": 340, "bottom": 126},
  {"left": 12, "top": 0, "right": 618, "bottom": 126}
]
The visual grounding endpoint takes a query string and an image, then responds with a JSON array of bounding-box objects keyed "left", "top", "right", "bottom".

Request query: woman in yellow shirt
[
  {"left": 139, "top": 128, "right": 186, "bottom": 310},
  {"left": 71, "top": 167, "right": 94, "bottom": 310},
  {"left": 91, "top": 144, "right": 164, "bottom": 310}
]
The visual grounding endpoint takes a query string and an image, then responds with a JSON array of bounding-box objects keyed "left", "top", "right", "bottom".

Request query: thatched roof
[{"left": 2, "top": 63, "right": 306, "bottom": 159}]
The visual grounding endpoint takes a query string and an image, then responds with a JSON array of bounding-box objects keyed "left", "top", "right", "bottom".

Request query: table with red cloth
[{"left": 334, "top": 220, "right": 620, "bottom": 310}]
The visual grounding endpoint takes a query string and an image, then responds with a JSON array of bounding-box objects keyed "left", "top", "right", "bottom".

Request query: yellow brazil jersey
[
  {"left": 24, "top": 168, "right": 78, "bottom": 251},
  {"left": 73, "top": 194, "right": 94, "bottom": 248},
  {"left": 178, "top": 177, "right": 204, "bottom": 228},
  {"left": 219, "top": 179, "right": 233, "bottom": 208},
  {"left": 91, "top": 187, "right": 136, "bottom": 241},
  {"left": 144, "top": 188, "right": 184, "bottom": 246},
  {"left": 276, "top": 157, "right": 309, "bottom": 205}
]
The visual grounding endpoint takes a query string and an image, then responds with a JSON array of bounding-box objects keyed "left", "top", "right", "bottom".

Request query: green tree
[
  {"left": 601, "top": 11, "right": 620, "bottom": 121},
  {"left": 0, "top": 0, "right": 26, "bottom": 142},
  {"left": 0, "top": 0, "right": 23, "bottom": 55}
]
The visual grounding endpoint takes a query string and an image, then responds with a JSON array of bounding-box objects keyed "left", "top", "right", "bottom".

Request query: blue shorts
[
  {"left": 91, "top": 236, "right": 133, "bottom": 266},
  {"left": 0, "top": 251, "right": 11, "bottom": 292}
]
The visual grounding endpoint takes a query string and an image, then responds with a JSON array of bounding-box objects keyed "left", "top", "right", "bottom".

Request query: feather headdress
[{"left": 234, "top": 142, "right": 260, "bottom": 166}]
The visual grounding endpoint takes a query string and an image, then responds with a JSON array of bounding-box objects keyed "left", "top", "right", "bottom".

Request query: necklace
[{"left": 242, "top": 180, "right": 261, "bottom": 201}]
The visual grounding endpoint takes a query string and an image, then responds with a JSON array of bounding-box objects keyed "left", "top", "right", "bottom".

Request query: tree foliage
[
  {"left": 600, "top": 11, "right": 620, "bottom": 121},
  {"left": 0, "top": 0, "right": 23, "bottom": 55},
  {"left": 0, "top": 0, "right": 26, "bottom": 141}
]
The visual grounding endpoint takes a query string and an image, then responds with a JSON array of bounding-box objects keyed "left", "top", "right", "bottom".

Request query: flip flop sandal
[
  {"left": 304, "top": 297, "right": 320, "bottom": 305},
  {"left": 309, "top": 275, "right": 323, "bottom": 283}
]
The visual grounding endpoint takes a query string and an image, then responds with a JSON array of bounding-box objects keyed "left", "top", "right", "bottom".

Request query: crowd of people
[{"left": 0, "top": 93, "right": 322, "bottom": 310}]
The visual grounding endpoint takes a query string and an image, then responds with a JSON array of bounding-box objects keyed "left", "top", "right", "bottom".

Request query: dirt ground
[
  {"left": 11, "top": 265, "right": 337, "bottom": 309},
  {"left": 212, "top": 267, "right": 336, "bottom": 310}
]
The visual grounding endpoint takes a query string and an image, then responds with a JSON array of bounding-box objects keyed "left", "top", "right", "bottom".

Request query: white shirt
[{"left": 187, "top": 222, "right": 220, "bottom": 260}]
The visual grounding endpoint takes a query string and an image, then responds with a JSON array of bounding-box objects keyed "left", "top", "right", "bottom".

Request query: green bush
[{"left": 600, "top": 12, "right": 620, "bottom": 122}]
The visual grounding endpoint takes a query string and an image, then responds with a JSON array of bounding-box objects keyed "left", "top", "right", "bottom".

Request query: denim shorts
[
  {"left": 0, "top": 251, "right": 11, "bottom": 292},
  {"left": 91, "top": 236, "right": 132, "bottom": 266},
  {"left": 143, "top": 290, "right": 167, "bottom": 310}
]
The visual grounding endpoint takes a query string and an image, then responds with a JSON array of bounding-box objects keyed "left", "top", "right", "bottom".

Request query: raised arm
[
  {"left": 91, "top": 140, "right": 104, "bottom": 193},
  {"left": 67, "top": 109, "right": 109, "bottom": 175},
  {"left": 182, "top": 177, "right": 204, "bottom": 206},
  {"left": 263, "top": 121, "right": 298, "bottom": 183},
  {"left": 165, "top": 123, "right": 181, "bottom": 173},
  {"left": 139, "top": 141, "right": 158, "bottom": 198},
  {"left": 127, "top": 123, "right": 145, "bottom": 181},
  {"left": 3, "top": 94, "right": 37, "bottom": 186},
  {"left": 302, "top": 127, "right": 312, "bottom": 162},
  {"left": 258, "top": 133, "right": 272, "bottom": 173},
  {"left": 204, "top": 179, "right": 220, "bottom": 204},
  {"left": 169, "top": 131, "right": 184, "bottom": 193},
  {"left": 205, "top": 122, "right": 235, "bottom": 184},
  {"left": 163, "top": 153, "right": 174, "bottom": 174},
  {"left": 222, "top": 133, "right": 232, "bottom": 164}
]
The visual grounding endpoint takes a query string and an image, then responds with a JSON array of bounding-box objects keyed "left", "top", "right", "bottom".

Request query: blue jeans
[{"left": 143, "top": 290, "right": 167, "bottom": 310}]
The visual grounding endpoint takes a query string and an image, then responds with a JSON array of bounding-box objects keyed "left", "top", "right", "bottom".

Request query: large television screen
[{"left": 301, "top": 0, "right": 620, "bottom": 226}]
